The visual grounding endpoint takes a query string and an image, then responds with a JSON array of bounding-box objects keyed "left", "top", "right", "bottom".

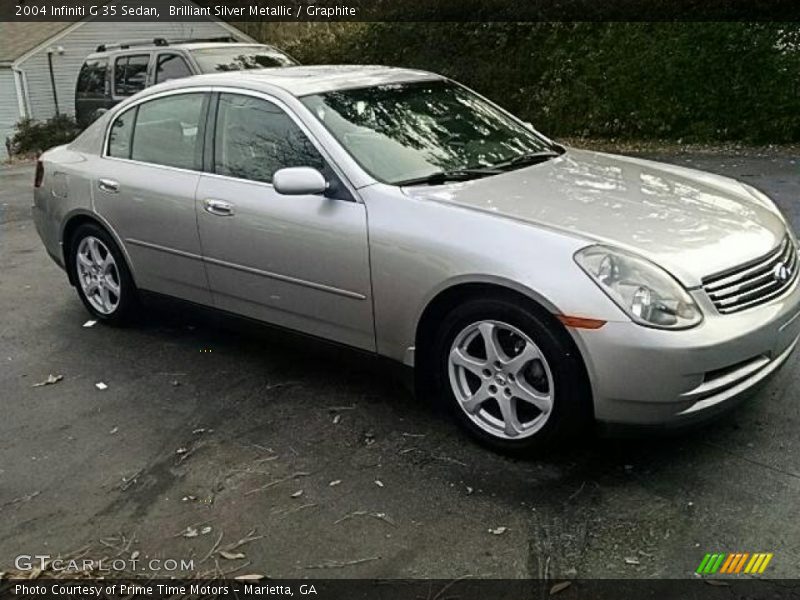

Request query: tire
[
  {"left": 430, "top": 295, "right": 591, "bottom": 453},
  {"left": 67, "top": 222, "right": 139, "bottom": 325}
]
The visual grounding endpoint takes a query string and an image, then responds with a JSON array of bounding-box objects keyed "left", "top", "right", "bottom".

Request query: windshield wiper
[
  {"left": 492, "top": 150, "right": 561, "bottom": 170},
  {"left": 395, "top": 167, "right": 502, "bottom": 187}
]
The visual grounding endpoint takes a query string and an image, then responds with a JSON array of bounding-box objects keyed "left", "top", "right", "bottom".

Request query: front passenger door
[{"left": 196, "top": 93, "right": 374, "bottom": 351}]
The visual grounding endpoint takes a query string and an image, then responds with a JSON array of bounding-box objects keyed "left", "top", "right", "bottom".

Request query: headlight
[{"left": 575, "top": 245, "right": 703, "bottom": 329}]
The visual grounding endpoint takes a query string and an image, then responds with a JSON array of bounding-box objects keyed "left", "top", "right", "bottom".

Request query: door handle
[
  {"left": 203, "top": 198, "right": 235, "bottom": 216},
  {"left": 98, "top": 178, "right": 119, "bottom": 194}
]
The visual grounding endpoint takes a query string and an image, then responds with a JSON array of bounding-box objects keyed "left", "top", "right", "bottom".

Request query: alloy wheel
[
  {"left": 448, "top": 319, "right": 554, "bottom": 439},
  {"left": 75, "top": 236, "right": 121, "bottom": 315}
]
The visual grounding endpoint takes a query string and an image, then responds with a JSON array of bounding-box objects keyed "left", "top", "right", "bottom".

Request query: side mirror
[{"left": 273, "top": 167, "right": 327, "bottom": 196}]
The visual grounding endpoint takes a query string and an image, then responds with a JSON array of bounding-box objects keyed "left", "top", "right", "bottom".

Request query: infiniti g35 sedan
[{"left": 33, "top": 66, "right": 800, "bottom": 451}]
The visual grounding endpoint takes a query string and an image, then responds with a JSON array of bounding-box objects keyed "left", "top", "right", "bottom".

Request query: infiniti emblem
[{"left": 773, "top": 262, "right": 792, "bottom": 283}]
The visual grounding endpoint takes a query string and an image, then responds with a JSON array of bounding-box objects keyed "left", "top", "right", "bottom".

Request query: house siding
[
  {"left": 16, "top": 18, "right": 249, "bottom": 121},
  {"left": 0, "top": 68, "right": 21, "bottom": 159}
]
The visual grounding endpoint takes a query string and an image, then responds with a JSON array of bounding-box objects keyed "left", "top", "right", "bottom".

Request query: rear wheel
[
  {"left": 68, "top": 223, "right": 139, "bottom": 324},
  {"left": 431, "top": 296, "right": 591, "bottom": 453}
]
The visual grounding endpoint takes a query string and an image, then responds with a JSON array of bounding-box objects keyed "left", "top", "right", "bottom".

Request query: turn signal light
[{"left": 557, "top": 315, "right": 606, "bottom": 329}]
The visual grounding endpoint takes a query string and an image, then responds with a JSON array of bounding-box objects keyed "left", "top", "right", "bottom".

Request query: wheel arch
[
  {"left": 61, "top": 211, "right": 137, "bottom": 287},
  {"left": 413, "top": 279, "right": 593, "bottom": 411}
]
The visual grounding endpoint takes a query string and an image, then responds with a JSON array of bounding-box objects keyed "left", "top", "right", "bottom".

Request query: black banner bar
[
  {"left": 4, "top": 0, "right": 800, "bottom": 22},
  {"left": 3, "top": 579, "right": 800, "bottom": 600}
]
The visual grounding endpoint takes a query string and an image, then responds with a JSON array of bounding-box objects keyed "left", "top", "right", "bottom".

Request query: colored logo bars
[{"left": 696, "top": 553, "right": 773, "bottom": 575}]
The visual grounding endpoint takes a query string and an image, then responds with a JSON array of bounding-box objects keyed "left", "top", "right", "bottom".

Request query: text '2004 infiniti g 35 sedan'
[{"left": 33, "top": 66, "right": 800, "bottom": 452}]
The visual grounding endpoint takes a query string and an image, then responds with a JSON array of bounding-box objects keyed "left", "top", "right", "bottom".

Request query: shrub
[
  {"left": 248, "top": 22, "right": 800, "bottom": 143},
  {"left": 8, "top": 114, "right": 81, "bottom": 157}
]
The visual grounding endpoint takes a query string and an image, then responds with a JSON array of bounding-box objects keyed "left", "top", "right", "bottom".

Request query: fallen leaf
[
  {"left": 176, "top": 447, "right": 188, "bottom": 455},
  {"left": 235, "top": 574, "right": 265, "bottom": 581},
  {"left": 624, "top": 557, "right": 641, "bottom": 565},
  {"left": 182, "top": 527, "right": 199, "bottom": 538},
  {"left": 95, "top": 382, "right": 108, "bottom": 391},
  {"left": 466, "top": 486, "right": 474, "bottom": 495},
  {"left": 219, "top": 550, "right": 246, "bottom": 560},
  {"left": 489, "top": 527, "right": 507, "bottom": 535},
  {"left": 109, "top": 426, "right": 119, "bottom": 435},
  {"left": 329, "top": 480, "right": 341, "bottom": 487},
  {"left": 130, "top": 551, "right": 140, "bottom": 560},
  {"left": 82, "top": 320, "right": 97, "bottom": 328},
  {"left": 291, "top": 490, "right": 304, "bottom": 498},
  {"left": 201, "top": 526, "right": 212, "bottom": 535},
  {"left": 550, "top": 581, "right": 572, "bottom": 595},
  {"left": 375, "top": 480, "right": 384, "bottom": 488},
  {"left": 332, "top": 414, "right": 341, "bottom": 424},
  {"left": 32, "top": 374, "right": 63, "bottom": 387}
]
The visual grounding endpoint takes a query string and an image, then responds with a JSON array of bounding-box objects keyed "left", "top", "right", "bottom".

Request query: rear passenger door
[{"left": 95, "top": 91, "right": 212, "bottom": 305}]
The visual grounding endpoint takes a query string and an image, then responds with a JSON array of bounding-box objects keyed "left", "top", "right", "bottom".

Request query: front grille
[{"left": 702, "top": 235, "right": 799, "bottom": 314}]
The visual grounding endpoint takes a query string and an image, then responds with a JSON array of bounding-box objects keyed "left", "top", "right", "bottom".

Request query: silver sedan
[{"left": 33, "top": 66, "right": 800, "bottom": 452}]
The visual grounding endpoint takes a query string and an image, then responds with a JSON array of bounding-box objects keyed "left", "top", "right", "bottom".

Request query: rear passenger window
[
  {"left": 213, "top": 93, "right": 324, "bottom": 183},
  {"left": 114, "top": 54, "right": 149, "bottom": 96},
  {"left": 155, "top": 53, "right": 192, "bottom": 83},
  {"left": 131, "top": 93, "right": 205, "bottom": 170},
  {"left": 108, "top": 108, "right": 135, "bottom": 158},
  {"left": 77, "top": 58, "right": 109, "bottom": 98}
]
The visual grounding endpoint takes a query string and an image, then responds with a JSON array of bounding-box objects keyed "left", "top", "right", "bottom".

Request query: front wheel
[
  {"left": 431, "top": 296, "right": 591, "bottom": 453},
  {"left": 68, "top": 223, "right": 139, "bottom": 324}
]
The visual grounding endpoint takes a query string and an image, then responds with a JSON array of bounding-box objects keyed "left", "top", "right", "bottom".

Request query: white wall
[
  {"left": 16, "top": 18, "right": 249, "bottom": 121},
  {"left": 0, "top": 68, "right": 21, "bottom": 159}
]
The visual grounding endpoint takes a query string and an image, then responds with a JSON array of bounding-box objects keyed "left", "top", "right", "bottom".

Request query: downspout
[{"left": 46, "top": 48, "right": 60, "bottom": 116}]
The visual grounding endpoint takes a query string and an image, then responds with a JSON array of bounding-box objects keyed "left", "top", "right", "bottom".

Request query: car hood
[{"left": 402, "top": 148, "right": 787, "bottom": 287}]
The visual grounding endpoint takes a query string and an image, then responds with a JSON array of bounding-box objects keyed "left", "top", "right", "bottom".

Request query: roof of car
[{"left": 160, "top": 65, "right": 445, "bottom": 97}]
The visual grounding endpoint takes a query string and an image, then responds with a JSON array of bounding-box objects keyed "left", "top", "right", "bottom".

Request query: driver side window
[{"left": 213, "top": 93, "right": 324, "bottom": 184}]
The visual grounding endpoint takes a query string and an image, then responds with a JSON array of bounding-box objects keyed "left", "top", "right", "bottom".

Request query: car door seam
[{"left": 125, "top": 238, "right": 366, "bottom": 300}]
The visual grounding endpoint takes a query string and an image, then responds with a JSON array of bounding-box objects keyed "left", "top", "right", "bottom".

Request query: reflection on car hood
[{"left": 402, "top": 148, "right": 787, "bottom": 286}]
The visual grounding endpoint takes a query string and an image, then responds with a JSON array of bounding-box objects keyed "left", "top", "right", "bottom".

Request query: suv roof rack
[{"left": 96, "top": 36, "right": 238, "bottom": 53}]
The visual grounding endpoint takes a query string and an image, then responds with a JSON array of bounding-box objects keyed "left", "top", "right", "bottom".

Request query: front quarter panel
[{"left": 362, "top": 184, "right": 629, "bottom": 363}]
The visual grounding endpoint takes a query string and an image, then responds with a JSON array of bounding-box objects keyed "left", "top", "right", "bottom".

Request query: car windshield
[
  {"left": 301, "top": 80, "right": 555, "bottom": 185},
  {"left": 190, "top": 46, "right": 297, "bottom": 72}
]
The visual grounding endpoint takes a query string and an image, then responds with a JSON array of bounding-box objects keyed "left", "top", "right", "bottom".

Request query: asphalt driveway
[{"left": 1, "top": 149, "right": 799, "bottom": 580}]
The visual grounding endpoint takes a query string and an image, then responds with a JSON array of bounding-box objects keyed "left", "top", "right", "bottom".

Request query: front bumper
[{"left": 572, "top": 278, "right": 800, "bottom": 426}]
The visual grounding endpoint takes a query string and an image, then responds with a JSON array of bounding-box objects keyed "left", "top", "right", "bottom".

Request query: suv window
[
  {"left": 129, "top": 93, "right": 205, "bottom": 170},
  {"left": 77, "top": 58, "right": 109, "bottom": 98},
  {"left": 213, "top": 93, "right": 323, "bottom": 183},
  {"left": 154, "top": 53, "right": 192, "bottom": 84},
  {"left": 191, "top": 46, "right": 296, "bottom": 72},
  {"left": 114, "top": 54, "right": 149, "bottom": 97}
]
